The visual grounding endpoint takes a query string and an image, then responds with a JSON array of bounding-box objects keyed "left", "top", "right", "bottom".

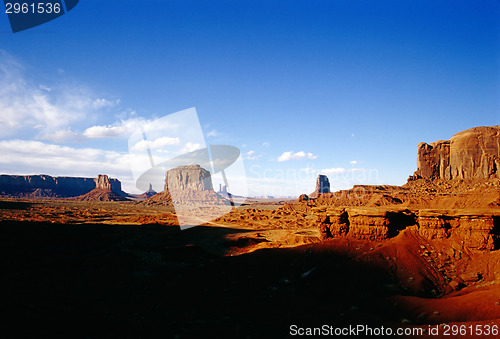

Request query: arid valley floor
[{"left": 1, "top": 184, "right": 500, "bottom": 338}]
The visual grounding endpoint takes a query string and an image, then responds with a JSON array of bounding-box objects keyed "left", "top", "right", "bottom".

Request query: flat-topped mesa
[
  {"left": 145, "top": 164, "right": 228, "bottom": 206},
  {"left": 411, "top": 126, "right": 500, "bottom": 180},
  {"left": 165, "top": 165, "right": 213, "bottom": 192},
  {"left": 310, "top": 174, "right": 331, "bottom": 198},
  {"left": 0, "top": 174, "right": 124, "bottom": 198}
]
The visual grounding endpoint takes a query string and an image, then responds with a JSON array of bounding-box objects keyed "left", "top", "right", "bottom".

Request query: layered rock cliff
[
  {"left": 0, "top": 174, "right": 124, "bottom": 198},
  {"left": 165, "top": 165, "right": 213, "bottom": 192},
  {"left": 318, "top": 208, "right": 499, "bottom": 251},
  {"left": 144, "top": 165, "right": 228, "bottom": 206},
  {"left": 314, "top": 125, "right": 500, "bottom": 251},
  {"left": 411, "top": 126, "right": 500, "bottom": 180},
  {"left": 75, "top": 175, "right": 128, "bottom": 201}
]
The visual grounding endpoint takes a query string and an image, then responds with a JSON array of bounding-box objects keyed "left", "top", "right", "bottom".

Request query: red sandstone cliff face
[
  {"left": 144, "top": 165, "right": 228, "bottom": 206},
  {"left": 165, "top": 165, "right": 213, "bottom": 192},
  {"left": 318, "top": 208, "right": 499, "bottom": 251},
  {"left": 412, "top": 126, "right": 500, "bottom": 180},
  {"left": 314, "top": 126, "right": 500, "bottom": 251},
  {"left": 75, "top": 175, "right": 128, "bottom": 201},
  {"left": 0, "top": 175, "right": 107, "bottom": 198}
]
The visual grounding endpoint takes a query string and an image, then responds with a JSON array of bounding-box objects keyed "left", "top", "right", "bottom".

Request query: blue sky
[{"left": 0, "top": 0, "right": 498, "bottom": 196}]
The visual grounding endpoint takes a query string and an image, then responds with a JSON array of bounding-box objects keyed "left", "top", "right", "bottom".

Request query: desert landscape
[{"left": 1, "top": 125, "right": 499, "bottom": 337}]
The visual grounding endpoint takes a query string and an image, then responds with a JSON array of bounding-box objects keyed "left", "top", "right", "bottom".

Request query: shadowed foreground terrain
[{"left": 1, "top": 197, "right": 499, "bottom": 338}]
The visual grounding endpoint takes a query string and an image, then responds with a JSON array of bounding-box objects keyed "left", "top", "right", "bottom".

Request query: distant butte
[
  {"left": 74, "top": 175, "right": 129, "bottom": 201},
  {"left": 309, "top": 174, "right": 330, "bottom": 198}
]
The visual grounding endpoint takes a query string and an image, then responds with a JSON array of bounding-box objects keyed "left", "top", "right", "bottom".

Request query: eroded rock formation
[
  {"left": 75, "top": 175, "right": 128, "bottom": 201},
  {"left": 411, "top": 126, "right": 500, "bottom": 180},
  {"left": 318, "top": 208, "right": 499, "bottom": 251},
  {"left": 310, "top": 174, "right": 330, "bottom": 198},
  {"left": 165, "top": 165, "right": 213, "bottom": 192},
  {"left": 0, "top": 174, "right": 121, "bottom": 198},
  {"left": 144, "top": 165, "right": 228, "bottom": 206}
]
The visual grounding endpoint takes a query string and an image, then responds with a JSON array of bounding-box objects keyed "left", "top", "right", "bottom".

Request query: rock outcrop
[
  {"left": 310, "top": 174, "right": 330, "bottom": 198},
  {"left": 411, "top": 126, "right": 500, "bottom": 180},
  {"left": 318, "top": 207, "right": 499, "bottom": 251},
  {"left": 318, "top": 207, "right": 415, "bottom": 241},
  {"left": 165, "top": 165, "right": 213, "bottom": 192},
  {"left": 74, "top": 175, "right": 128, "bottom": 201},
  {"left": 144, "top": 165, "right": 228, "bottom": 206},
  {"left": 417, "top": 210, "right": 499, "bottom": 251},
  {"left": 133, "top": 183, "right": 157, "bottom": 200}
]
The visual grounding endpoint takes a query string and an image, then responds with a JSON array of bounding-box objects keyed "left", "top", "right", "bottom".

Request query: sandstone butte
[
  {"left": 309, "top": 126, "right": 500, "bottom": 253},
  {"left": 142, "top": 164, "right": 229, "bottom": 206},
  {"left": 74, "top": 174, "right": 129, "bottom": 202}
]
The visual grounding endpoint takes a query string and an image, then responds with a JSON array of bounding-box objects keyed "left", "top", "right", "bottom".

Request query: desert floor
[{"left": 1, "top": 198, "right": 499, "bottom": 338}]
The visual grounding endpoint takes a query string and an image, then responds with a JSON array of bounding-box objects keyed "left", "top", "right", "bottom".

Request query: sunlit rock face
[
  {"left": 164, "top": 165, "right": 213, "bottom": 192},
  {"left": 411, "top": 126, "right": 500, "bottom": 180}
]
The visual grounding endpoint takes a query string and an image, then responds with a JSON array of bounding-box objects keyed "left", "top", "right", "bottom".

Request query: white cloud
[
  {"left": 300, "top": 167, "right": 317, "bottom": 175},
  {"left": 277, "top": 151, "right": 318, "bottom": 162},
  {"left": 262, "top": 141, "right": 270, "bottom": 148},
  {"left": 83, "top": 124, "right": 128, "bottom": 139},
  {"left": 130, "top": 136, "right": 181, "bottom": 151},
  {"left": 41, "top": 128, "right": 79, "bottom": 143},
  {"left": 245, "top": 150, "right": 262, "bottom": 160},
  {"left": 83, "top": 116, "right": 181, "bottom": 140},
  {"left": 321, "top": 167, "right": 368, "bottom": 175},
  {"left": 181, "top": 142, "right": 203, "bottom": 153},
  {"left": 39, "top": 85, "right": 52, "bottom": 92},
  {"left": 83, "top": 118, "right": 145, "bottom": 139},
  {"left": 92, "top": 98, "right": 120, "bottom": 110},
  {"left": 321, "top": 167, "right": 347, "bottom": 175},
  {"left": 206, "top": 129, "right": 219, "bottom": 137},
  {"left": 0, "top": 51, "right": 122, "bottom": 140},
  {"left": 0, "top": 139, "right": 147, "bottom": 193},
  {"left": 0, "top": 139, "right": 127, "bottom": 173},
  {"left": 350, "top": 160, "right": 358, "bottom": 165}
]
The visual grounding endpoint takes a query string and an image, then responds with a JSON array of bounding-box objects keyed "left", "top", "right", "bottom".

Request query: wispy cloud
[
  {"left": 41, "top": 128, "right": 79, "bottom": 143},
  {"left": 321, "top": 167, "right": 368, "bottom": 175},
  {"left": 0, "top": 50, "right": 122, "bottom": 141},
  {"left": 181, "top": 142, "right": 203, "bottom": 153},
  {"left": 277, "top": 151, "right": 317, "bottom": 162},
  {"left": 206, "top": 129, "right": 219, "bottom": 137},
  {"left": 130, "top": 136, "right": 181, "bottom": 151},
  {"left": 245, "top": 150, "right": 262, "bottom": 160},
  {"left": 0, "top": 138, "right": 145, "bottom": 192},
  {"left": 321, "top": 167, "right": 346, "bottom": 175},
  {"left": 0, "top": 139, "right": 128, "bottom": 174},
  {"left": 92, "top": 98, "right": 120, "bottom": 110}
]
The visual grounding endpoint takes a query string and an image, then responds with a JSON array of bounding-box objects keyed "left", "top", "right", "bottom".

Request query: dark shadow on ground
[
  {"left": 0, "top": 220, "right": 430, "bottom": 338},
  {"left": 0, "top": 200, "right": 35, "bottom": 210}
]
